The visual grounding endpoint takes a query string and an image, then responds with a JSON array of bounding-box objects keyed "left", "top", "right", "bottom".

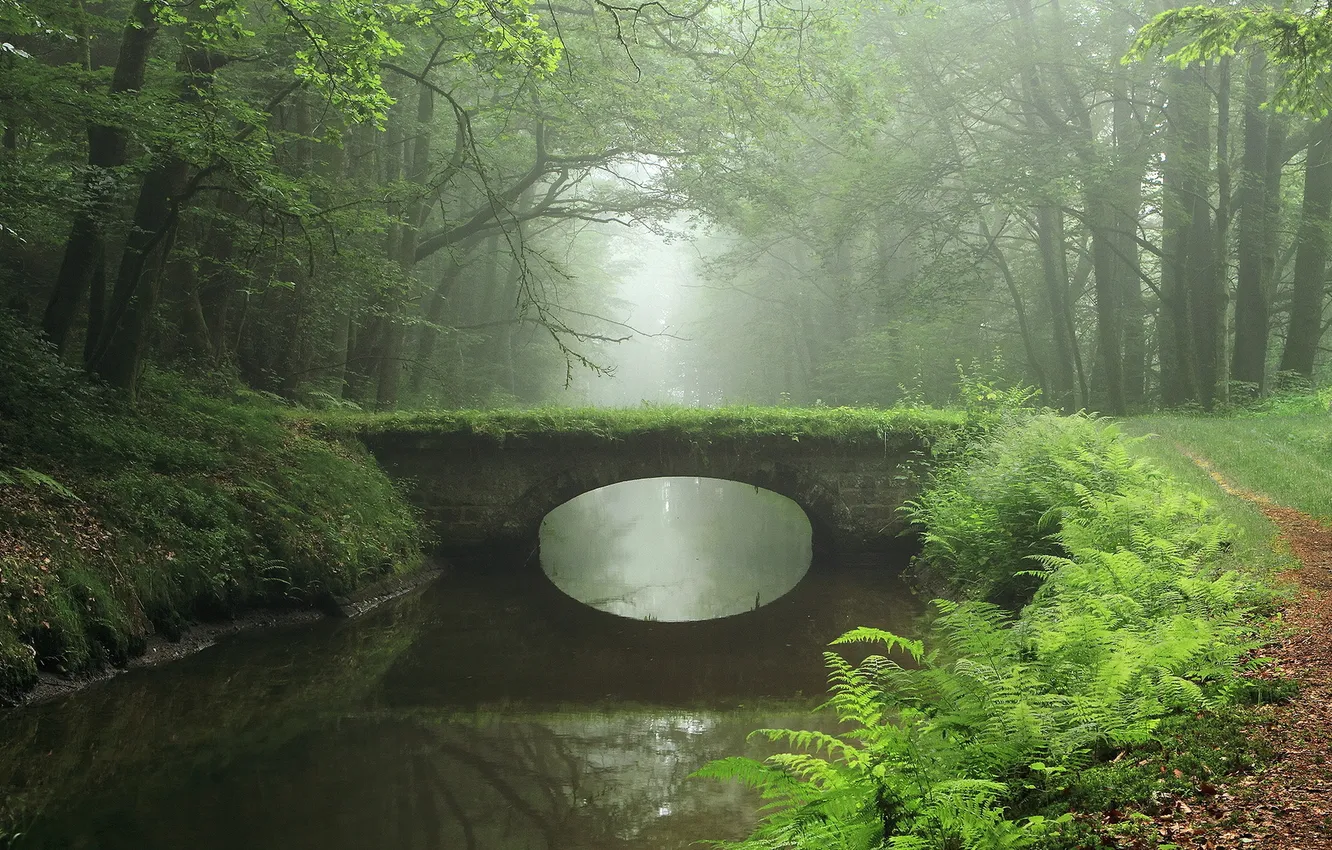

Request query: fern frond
[{"left": 830, "top": 627, "right": 925, "bottom": 662}]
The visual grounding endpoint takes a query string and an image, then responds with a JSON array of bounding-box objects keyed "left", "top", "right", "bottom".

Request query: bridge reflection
[{"left": 539, "top": 477, "right": 813, "bottom": 621}]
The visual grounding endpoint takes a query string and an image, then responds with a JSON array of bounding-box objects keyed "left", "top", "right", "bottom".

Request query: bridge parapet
[{"left": 359, "top": 416, "right": 952, "bottom": 551}]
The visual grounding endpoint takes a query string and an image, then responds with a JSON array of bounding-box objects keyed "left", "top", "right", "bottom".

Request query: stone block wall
[{"left": 363, "top": 430, "right": 936, "bottom": 552}]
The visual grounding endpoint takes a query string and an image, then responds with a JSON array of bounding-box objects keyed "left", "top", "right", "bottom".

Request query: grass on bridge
[{"left": 312, "top": 404, "right": 969, "bottom": 443}]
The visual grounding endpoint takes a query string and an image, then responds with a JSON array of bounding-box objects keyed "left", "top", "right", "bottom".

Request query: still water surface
[{"left": 0, "top": 479, "right": 920, "bottom": 849}]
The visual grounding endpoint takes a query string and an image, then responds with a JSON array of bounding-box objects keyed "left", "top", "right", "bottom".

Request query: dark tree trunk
[
  {"left": 983, "top": 218, "right": 1048, "bottom": 397},
  {"left": 1160, "top": 65, "right": 1210, "bottom": 407},
  {"left": 321, "top": 314, "right": 351, "bottom": 392},
  {"left": 345, "top": 101, "right": 407, "bottom": 405},
  {"left": 1194, "top": 57, "right": 1230, "bottom": 410},
  {"left": 1112, "top": 67, "right": 1148, "bottom": 410},
  {"left": 376, "top": 81, "right": 436, "bottom": 410},
  {"left": 42, "top": 0, "right": 159, "bottom": 355},
  {"left": 87, "top": 48, "right": 228, "bottom": 397},
  {"left": 1280, "top": 115, "right": 1332, "bottom": 378},
  {"left": 1085, "top": 27, "right": 1147, "bottom": 416},
  {"left": 87, "top": 154, "right": 190, "bottom": 392},
  {"left": 342, "top": 315, "right": 382, "bottom": 404},
  {"left": 278, "top": 97, "right": 314, "bottom": 399},
  {"left": 1088, "top": 191, "right": 1126, "bottom": 415},
  {"left": 185, "top": 192, "right": 245, "bottom": 363},
  {"left": 1232, "top": 54, "right": 1270, "bottom": 394},
  {"left": 1035, "top": 207, "right": 1079, "bottom": 411},
  {"left": 409, "top": 258, "right": 467, "bottom": 396}
]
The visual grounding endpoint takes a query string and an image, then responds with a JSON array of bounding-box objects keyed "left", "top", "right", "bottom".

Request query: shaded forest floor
[{"left": 1119, "top": 420, "right": 1332, "bottom": 849}]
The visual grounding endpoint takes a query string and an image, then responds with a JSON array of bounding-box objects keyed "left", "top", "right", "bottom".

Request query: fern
[
  {"left": 703, "top": 412, "right": 1276, "bottom": 850},
  {"left": 3, "top": 466, "right": 82, "bottom": 501}
]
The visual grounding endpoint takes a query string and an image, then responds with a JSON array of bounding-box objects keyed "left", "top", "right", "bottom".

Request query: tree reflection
[{"left": 13, "top": 707, "right": 804, "bottom": 850}]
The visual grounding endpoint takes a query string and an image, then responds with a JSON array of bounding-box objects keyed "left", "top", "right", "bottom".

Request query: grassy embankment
[
  {"left": 1128, "top": 396, "right": 1332, "bottom": 521},
  {"left": 0, "top": 317, "right": 423, "bottom": 700}
]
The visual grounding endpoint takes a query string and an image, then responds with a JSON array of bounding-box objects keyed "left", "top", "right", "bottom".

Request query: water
[
  {"left": 540, "top": 477, "right": 812, "bottom": 621},
  {"left": 0, "top": 482, "right": 920, "bottom": 850}
]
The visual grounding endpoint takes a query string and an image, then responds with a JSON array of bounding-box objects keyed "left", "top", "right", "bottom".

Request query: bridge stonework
[{"left": 364, "top": 430, "right": 936, "bottom": 552}]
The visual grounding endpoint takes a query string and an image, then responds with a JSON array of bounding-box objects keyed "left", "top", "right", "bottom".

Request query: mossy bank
[{"left": 0, "top": 315, "right": 423, "bottom": 702}]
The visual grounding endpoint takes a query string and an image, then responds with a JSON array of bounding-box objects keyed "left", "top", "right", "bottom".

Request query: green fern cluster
[
  {"left": 700, "top": 414, "right": 1272, "bottom": 850},
  {"left": 906, "top": 414, "right": 1217, "bottom": 603}
]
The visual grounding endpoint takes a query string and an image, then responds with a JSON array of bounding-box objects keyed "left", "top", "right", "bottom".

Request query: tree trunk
[
  {"left": 88, "top": 48, "right": 228, "bottom": 397},
  {"left": 342, "top": 315, "right": 382, "bottom": 404},
  {"left": 42, "top": 0, "right": 159, "bottom": 355},
  {"left": 1035, "top": 207, "right": 1079, "bottom": 411},
  {"left": 1087, "top": 192, "right": 1126, "bottom": 414},
  {"left": 1112, "top": 66, "right": 1148, "bottom": 410},
  {"left": 409, "top": 257, "right": 467, "bottom": 395},
  {"left": 983, "top": 218, "right": 1048, "bottom": 397},
  {"left": 278, "top": 96, "right": 315, "bottom": 398},
  {"left": 1194, "top": 57, "right": 1230, "bottom": 410},
  {"left": 1085, "top": 25, "right": 1148, "bottom": 416},
  {"left": 186, "top": 192, "right": 246, "bottom": 363},
  {"left": 1280, "top": 115, "right": 1332, "bottom": 378},
  {"left": 1160, "top": 65, "right": 1210, "bottom": 407},
  {"left": 376, "top": 81, "right": 436, "bottom": 410},
  {"left": 1232, "top": 54, "right": 1270, "bottom": 395}
]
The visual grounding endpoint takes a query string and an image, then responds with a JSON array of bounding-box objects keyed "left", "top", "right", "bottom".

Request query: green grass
[
  {"left": 1122, "top": 418, "right": 1298, "bottom": 582},
  {"left": 1126, "top": 411, "right": 1332, "bottom": 522},
  {"left": 311, "top": 404, "right": 968, "bottom": 443}
]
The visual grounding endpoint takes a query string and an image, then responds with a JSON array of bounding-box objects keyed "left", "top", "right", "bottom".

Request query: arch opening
[{"left": 538, "top": 476, "right": 813, "bottom": 622}]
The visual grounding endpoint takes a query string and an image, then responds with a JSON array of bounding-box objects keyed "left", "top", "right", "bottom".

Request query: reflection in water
[
  {"left": 0, "top": 544, "right": 920, "bottom": 849},
  {"left": 16, "top": 708, "right": 802, "bottom": 850},
  {"left": 540, "top": 477, "right": 813, "bottom": 621}
]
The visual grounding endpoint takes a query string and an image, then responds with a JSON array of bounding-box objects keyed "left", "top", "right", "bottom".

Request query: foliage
[
  {"left": 0, "top": 313, "right": 422, "bottom": 700},
  {"left": 701, "top": 415, "right": 1276, "bottom": 849},
  {"left": 1129, "top": 6, "right": 1332, "bottom": 115},
  {"left": 905, "top": 414, "right": 1218, "bottom": 603}
]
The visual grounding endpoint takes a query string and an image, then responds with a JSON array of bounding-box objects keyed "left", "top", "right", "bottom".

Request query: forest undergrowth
[
  {"left": 0, "top": 314, "right": 423, "bottom": 702},
  {"left": 702, "top": 412, "right": 1294, "bottom": 850}
]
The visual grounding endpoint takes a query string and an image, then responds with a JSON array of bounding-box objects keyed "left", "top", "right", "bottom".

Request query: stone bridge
[{"left": 361, "top": 417, "right": 948, "bottom": 552}]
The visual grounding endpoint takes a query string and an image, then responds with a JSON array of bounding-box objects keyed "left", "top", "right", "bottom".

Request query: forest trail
[{"left": 1165, "top": 451, "right": 1332, "bottom": 849}]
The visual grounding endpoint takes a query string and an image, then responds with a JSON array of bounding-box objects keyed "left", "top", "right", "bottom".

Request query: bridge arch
[{"left": 505, "top": 461, "right": 848, "bottom": 549}]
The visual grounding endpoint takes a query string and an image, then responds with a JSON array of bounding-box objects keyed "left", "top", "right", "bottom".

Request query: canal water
[{"left": 0, "top": 478, "right": 921, "bottom": 849}]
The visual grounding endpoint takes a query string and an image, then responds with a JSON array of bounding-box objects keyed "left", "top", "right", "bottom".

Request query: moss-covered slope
[{"left": 0, "top": 316, "right": 422, "bottom": 699}]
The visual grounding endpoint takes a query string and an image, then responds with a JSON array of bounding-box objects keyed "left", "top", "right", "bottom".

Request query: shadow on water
[
  {"left": 1, "top": 524, "right": 921, "bottom": 849},
  {"left": 387, "top": 540, "right": 921, "bottom": 708}
]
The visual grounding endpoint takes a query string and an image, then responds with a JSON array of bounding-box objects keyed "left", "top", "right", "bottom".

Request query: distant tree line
[
  {"left": 1, "top": 0, "right": 801, "bottom": 407},
  {"left": 7, "top": 0, "right": 1332, "bottom": 413},
  {"left": 675, "top": 0, "right": 1332, "bottom": 413}
]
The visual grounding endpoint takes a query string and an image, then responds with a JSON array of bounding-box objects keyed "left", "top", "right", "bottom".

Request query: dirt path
[{"left": 1163, "top": 453, "right": 1332, "bottom": 849}]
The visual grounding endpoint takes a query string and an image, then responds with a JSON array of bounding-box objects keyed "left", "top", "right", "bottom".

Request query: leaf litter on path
[{"left": 1145, "top": 450, "right": 1332, "bottom": 849}]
